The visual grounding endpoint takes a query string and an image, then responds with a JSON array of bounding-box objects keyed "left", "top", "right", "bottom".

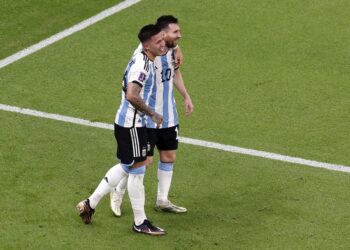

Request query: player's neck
[{"left": 143, "top": 50, "right": 155, "bottom": 61}]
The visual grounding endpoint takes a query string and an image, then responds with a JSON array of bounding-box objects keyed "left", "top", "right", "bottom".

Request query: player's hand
[
  {"left": 151, "top": 112, "right": 163, "bottom": 128},
  {"left": 174, "top": 46, "right": 184, "bottom": 68},
  {"left": 184, "top": 97, "right": 193, "bottom": 116}
]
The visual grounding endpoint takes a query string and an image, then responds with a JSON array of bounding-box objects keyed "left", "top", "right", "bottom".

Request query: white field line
[
  {"left": 0, "top": 0, "right": 141, "bottom": 69},
  {"left": 1, "top": 103, "right": 349, "bottom": 173}
]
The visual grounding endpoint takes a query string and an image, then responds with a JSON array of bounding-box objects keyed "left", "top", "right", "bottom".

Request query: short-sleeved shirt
[
  {"left": 115, "top": 50, "right": 155, "bottom": 128},
  {"left": 133, "top": 44, "right": 179, "bottom": 129}
]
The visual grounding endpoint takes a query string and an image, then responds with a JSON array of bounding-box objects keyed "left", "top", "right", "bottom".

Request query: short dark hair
[
  {"left": 156, "top": 15, "right": 178, "bottom": 30},
  {"left": 138, "top": 24, "right": 162, "bottom": 43}
]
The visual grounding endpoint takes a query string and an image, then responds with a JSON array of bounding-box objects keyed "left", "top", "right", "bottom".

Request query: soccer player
[
  {"left": 76, "top": 24, "right": 167, "bottom": 236},
  {"left": 110, "top": 15, "right": 194, "bottom": 216}
]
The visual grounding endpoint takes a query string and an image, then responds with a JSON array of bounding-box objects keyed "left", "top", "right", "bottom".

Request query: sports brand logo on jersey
[{"left": 138, "top": 72, "right": 146, "bottom": 82}]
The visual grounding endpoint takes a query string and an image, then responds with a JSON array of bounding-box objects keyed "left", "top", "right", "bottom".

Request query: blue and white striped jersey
[
  {"left": 114, "top": 50, "right": 155, "bottom": 128},
  {"left": 133, "top": 44, "right": 179, "bottom": 129}
]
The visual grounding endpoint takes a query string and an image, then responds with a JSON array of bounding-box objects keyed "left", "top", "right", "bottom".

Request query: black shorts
[
  {"left": 147, "top": 125, "right": 179, "bottom": 156},
  {"left": 114, "top": 124, "right": 148, "bottom": 165}
]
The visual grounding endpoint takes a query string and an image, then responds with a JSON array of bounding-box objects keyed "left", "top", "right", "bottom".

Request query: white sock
[
  {"left": 88, "top": 163, "right": 128, "bottom": 209},
  {"left": 116, "top": 175, "right": 128, "bottom": 194},
  {"left": 128, "top": 168, "right": 146, "bottom": 226},
  {"left": 157, "top": 162, "right": 173, "bottom": 203}
]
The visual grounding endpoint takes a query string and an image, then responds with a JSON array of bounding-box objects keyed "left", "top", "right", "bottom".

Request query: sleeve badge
[{"left": 138, "top": 72, "right": 146, "bottom": 82}]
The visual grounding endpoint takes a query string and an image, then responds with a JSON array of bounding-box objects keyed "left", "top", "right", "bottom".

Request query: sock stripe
[
  {"left": 159, "top": 161, "right": 173, "bottom": 171},
  {"left": 129, "top": 166, "right": 146, "bottom": 175}
]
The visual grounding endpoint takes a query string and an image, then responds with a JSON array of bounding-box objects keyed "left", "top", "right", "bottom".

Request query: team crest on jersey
[{"left": 138, "top": 72, "right": 146, "bottom": 82}]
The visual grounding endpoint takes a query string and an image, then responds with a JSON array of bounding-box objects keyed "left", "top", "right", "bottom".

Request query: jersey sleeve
[{"left": 128, "top": 54, "right": 150, "bottom": 87}]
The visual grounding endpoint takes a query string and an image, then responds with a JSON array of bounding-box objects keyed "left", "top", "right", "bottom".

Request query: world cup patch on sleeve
[{"left": 138, "top": 72, "right": 146, "bottom": 82}]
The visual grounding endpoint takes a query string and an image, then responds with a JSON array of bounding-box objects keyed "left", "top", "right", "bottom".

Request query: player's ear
[{"left": 142, "top": 41, "right": 150, "bottom": 51}]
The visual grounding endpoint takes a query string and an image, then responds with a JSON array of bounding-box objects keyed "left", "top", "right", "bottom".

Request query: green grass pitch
[{"left": 1, "top": 0, "right": 349, "bottom": 249}]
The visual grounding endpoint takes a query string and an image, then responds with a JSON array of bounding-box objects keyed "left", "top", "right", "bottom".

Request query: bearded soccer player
[{"left": 110, "top": 15, "right": 194, "bottom": 217}]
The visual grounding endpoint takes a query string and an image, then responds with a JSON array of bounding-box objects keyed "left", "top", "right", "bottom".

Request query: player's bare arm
[
  {"left": 173, "top": 69, "right": 193, "bottom": 116},
  {"left": 126, "top": 82, "right": 163, "bottom": 125}
]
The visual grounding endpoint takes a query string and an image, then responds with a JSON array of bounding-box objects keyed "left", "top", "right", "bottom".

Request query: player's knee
[
  {"left": 160, "top": 152, "right": 176, "bottom": 163},
  {"left": 161, "top": 156, "right": 176, "bottom": 162}
]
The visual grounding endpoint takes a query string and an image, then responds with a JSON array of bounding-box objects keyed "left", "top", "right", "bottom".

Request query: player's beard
[{"left": 165, "top": 39, "right": 178, "bottom": 48}]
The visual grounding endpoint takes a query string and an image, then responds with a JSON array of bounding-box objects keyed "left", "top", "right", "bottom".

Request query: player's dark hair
[
  {"left": 138, "top": 24, "right": 162, "bottom": 43},
  {"left": 156, "top": 15, "right": 178, "bottom": 30}
]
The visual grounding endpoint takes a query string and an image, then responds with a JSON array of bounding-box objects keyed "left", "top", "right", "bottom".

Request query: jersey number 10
[{"left": 161, "top": 68, "right": 172, "bottom": 82}]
